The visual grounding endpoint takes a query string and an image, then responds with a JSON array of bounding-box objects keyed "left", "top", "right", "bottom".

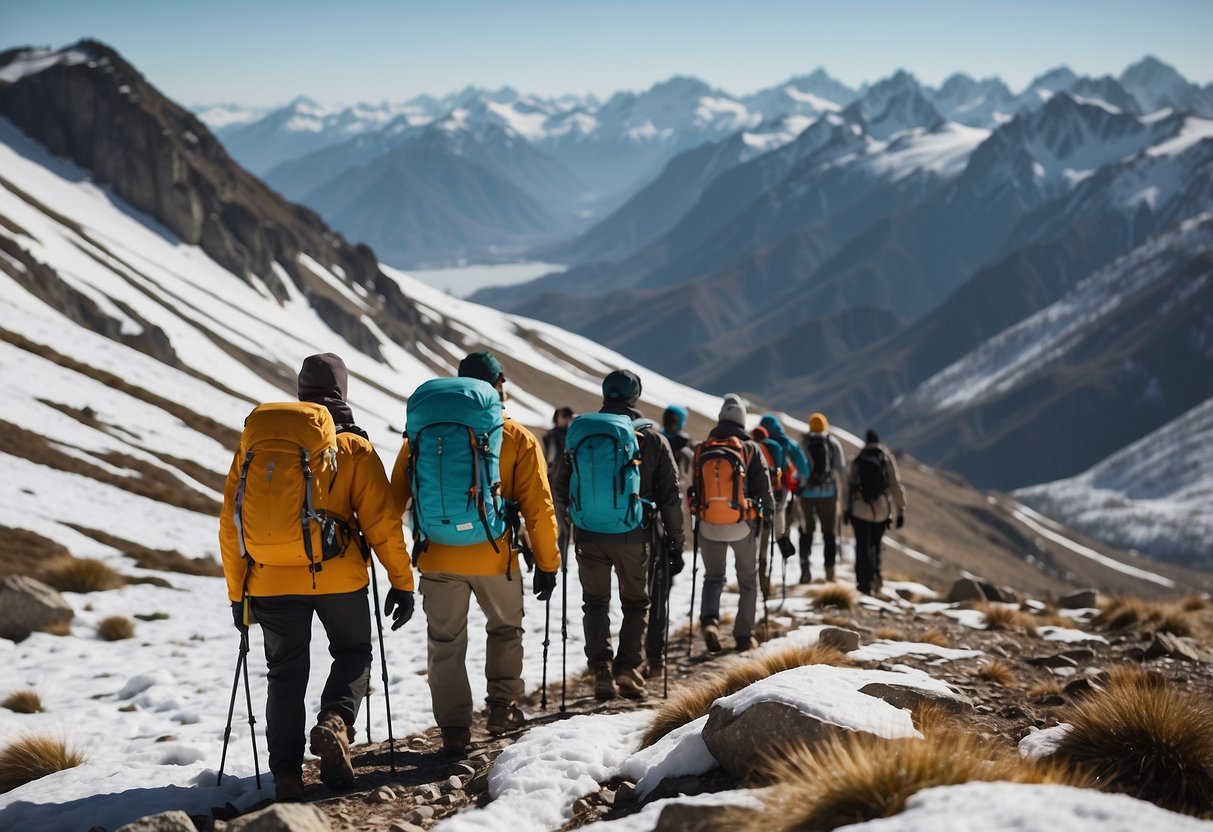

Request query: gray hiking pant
[
  {"left": 699, "top": 532, "right": 758, "bottom": 642},
  {"left": 250, "top": 589, "right": 371, "bottom": 776}
]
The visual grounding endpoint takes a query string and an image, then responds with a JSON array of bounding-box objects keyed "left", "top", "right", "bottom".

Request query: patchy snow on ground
[
  {"left": 438, "top": 711, "right": 650, "bottom": 831},
  {"left": 622, "top": 715, "right": 715, "bottom": 800},
  {"left": 845, "top": 780, "right": 1211, "bottom": 831},
  {"left": 1036, "top": 626, "right": 1108, "bottom": 644},
  {"left": 848, "top": 639, "right": 984, "bottom": 663},
  {"left": 942, "top": 608, "right": 991, "bottom": 629},
  {"left": 1017, "top": 723, "right": 1073, "bottom": 761}
]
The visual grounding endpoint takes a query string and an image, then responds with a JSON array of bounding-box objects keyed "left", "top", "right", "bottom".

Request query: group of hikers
[{"left": 218, "top": 350, "right": 906, "bottom": 800}]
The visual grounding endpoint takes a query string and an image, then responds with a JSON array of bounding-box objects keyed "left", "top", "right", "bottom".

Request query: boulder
[
  {"left": 0, "top": 575, "right": 74, "bottom": 641},
  {"left": 945, "top": 579, "right": 987, "bottom": 603},
  {"left": 1059, "top": 589, "right": 1099, "bottom": 609},
  {"left": 980, "top": 583, "right": 1019, "bottom": 604},
  {"left": 702, "top": 700, "right": 849, "bottom": 778},
  {"left": 857, "top": 683, "right": 973, "bottom": 715},
  {"left": 654, "top": 802, "right": 747, "bottom": 832},
  {"left": 818, "top": 626, "right": 860, "bottom": 653},
  {"left": 225, "top": 805, "right": 331, "bottom": 832},
  {"left": 1144, "top": 632, "right": 1203, "bottom": 663},
  {"left": 116, "top": 811, "right": 196, "bottom": 832},
  {"left": 1026, "top": 655, "right": 1079, "bottom": 669}
]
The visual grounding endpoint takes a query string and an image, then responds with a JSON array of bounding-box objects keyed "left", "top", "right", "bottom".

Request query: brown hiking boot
[
  {"left": 644, "top": 657, "right": 664, "bottom": 680},
  {"left": 273, "top": 771, "right": 305, "bottom": 803},
  {"left": 615, "top": 667, "right": 647, "bottom": 700},
  {"left": 593, "top": 666, "right": 617, "bottom": 700},
  {"left": 309, "top": 711, "right": 355, "bottom": 791},
  {"left": 735, "top": 636, "right": 754, "bottom": 652},
  {"left": 702, "top": 623, "right": 722, "bottom": 653},
  {"left": 486, "top": 702, "right": 526, "bottom": 735},
  {"left": 441, "top": 725, "right": 472, "bottom": 755}
]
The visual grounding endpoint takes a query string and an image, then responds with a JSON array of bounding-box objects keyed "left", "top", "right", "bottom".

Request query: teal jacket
[{"left": 759, "top": 414, "right": 811, "bottom": 488}]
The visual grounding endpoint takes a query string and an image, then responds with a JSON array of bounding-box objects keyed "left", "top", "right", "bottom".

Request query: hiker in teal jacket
[{"left": 758, "top": 414, "right": 811, "bottom": 579}]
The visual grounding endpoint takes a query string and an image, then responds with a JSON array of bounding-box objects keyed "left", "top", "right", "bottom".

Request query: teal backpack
[
  {"left": 566, "top": 413, "right": 651, "bottom": 534},
  {"left": 405, "top": 378, "right": 506, "bottom": 550}
]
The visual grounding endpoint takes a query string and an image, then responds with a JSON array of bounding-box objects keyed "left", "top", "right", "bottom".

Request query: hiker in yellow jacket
[
  {"left": 390, "top": 350, "right": 560, "bottom": 754},
  {"left": 219, "top": 353, "right": 414, "bottom": 801}
]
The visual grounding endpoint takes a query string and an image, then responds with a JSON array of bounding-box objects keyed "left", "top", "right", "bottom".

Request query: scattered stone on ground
[{"left": 0, "top": 574, "right": 74, "bottom": 641}]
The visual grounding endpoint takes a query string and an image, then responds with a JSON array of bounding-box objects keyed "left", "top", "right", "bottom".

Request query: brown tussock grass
[
  {"left": 39, "top": 621, "right": 72, "bottom": 637},
  {"left": 96, "top": 615, "right": 134, "bottom": 641},
  {"left": 812, "top": 584, "right": 858, "bottom": 611},
  {"left": 0, "top": 735, "right": 87, "bottom": 793},
  {"left": 1055, "top": 666, "right": 1213, "bottom": 816},
  {"left": 1179, "top": 595, "right": 1209, "bottom": 612},
  {"left": 977, "top": 602, "right": 1037, "bottom": 634},
  {"left": 1093, "top": 594, "right": 1201, "bottom": 639},
  {"left": 641, "top": 643, "right": 850, "bottom": 748},
  {"left": 917, "top": 627, "right": 949, "bottom": 647},
  {"left": 40, "top": 557, "right": 125, "bottom": 593},
  {"left": 726, "top": 722, "right": 1081, "bottom": 831},
  {"left": 975, "top": 659, "right": 1016, "bottom": 687},
  {"left": 2, "top": 690, "right": 44, "bottom": 714},
  {"left": 1027, "top": 679, "right": 1064, "bottom": 699},
  {"left": 875, "top": 627, "right": 906, "bottom": 641},
  {"left": 820, "top": 613, "right": 851, "bottom": 627}
]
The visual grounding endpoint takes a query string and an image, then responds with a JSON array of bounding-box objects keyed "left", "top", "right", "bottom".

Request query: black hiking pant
[
  {"left": 851, "top": 518, "right": 887, "bottom": 594},
  {"left": 250, "top": 589, "right": 371, "bottom": 776}
]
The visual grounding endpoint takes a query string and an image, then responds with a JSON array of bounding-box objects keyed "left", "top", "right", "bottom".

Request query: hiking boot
[
  {"left": 644, "top": 657, "right": 664, "bottom": 680},
  {"left": 735, "top": 636, "right": 754, "bottom": 652},
  {"left": 702, "top": 623, "right": 722, "bottom": 653},
  {"left": 825, "top": 566, "right": 836, "bottom": 583},
  {"left": 486, "top": 702, "right": 526, "bottom": 735},
  {"left": 593, "top": 666, "right": 617, "bottom": 700},
  {"left": 440, "top": 726, "right": 472, "bottom": 755},
  {"left": 798, "top": 558, "right": 812, "bottom": 584},
  {"left": 309, "top": 711, "right": 355, "bottom": 791},
  {"left": 273, "top": 771, "right": 305, "bottom": 803},
  {"left": 615, "top": 667, "right": 647, "bottom": 700},
  {"left": 873, "top": 575, "right": 884, "bottom": 596}
]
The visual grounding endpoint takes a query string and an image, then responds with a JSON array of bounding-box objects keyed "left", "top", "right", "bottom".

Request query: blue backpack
[
  {"left": 566, "top": 413, "right": 651, "bottom": 534},
  {"left": 405, "top": 378, "right": 507, "bottom": 550}
]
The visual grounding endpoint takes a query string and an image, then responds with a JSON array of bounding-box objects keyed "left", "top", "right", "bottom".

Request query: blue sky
[{"left": 3, "top": 0, "right": 1211, "bottom": 106}]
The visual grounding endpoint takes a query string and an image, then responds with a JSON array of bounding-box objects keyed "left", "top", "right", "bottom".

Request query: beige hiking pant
[{"left": 420, "top": 571, "right": 524, "bottom": 729}]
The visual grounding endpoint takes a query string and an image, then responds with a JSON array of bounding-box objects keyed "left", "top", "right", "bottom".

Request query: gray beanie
[{"left": 719, "top": 393, "right": 747, "bottom": 426}]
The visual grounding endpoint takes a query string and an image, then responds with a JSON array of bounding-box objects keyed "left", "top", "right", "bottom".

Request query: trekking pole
[
  {"left": 540, "top": 592, "right": 551, "bottom": 710},
  {"left": 216, "top": 627, "right": 245, "bottom": 786},
  {"left": 366, "top": 549, "right": 397, "bottom": 776},
  {"left": 560, "top": 530, "right": 570, "bottom": 713},
  {"left": 365, "top": 686, "right": 372, "bottom": 742},
  {"left": 759, "top": 513, "right": 770, "bottom": 633},
  {"left": 240, "top": 626, "right": 262, "bottom": 790},
  {"left": 663, "top": 534, "right": 671, "bottom": 700},
  {"left": 687, "top": 517, "right": 699, "bottom": 655}
]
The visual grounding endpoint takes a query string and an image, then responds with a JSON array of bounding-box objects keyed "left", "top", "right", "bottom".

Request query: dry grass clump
[
  {"left": 820, "top": 613, "right": 851, "bottom": 627},
  {"left": 641, "top": 643, "right": 850, "bottom": 748},
  {"left": 812, "top": 584, "right": 858, "bottom": 611},
  {"left": 976, "top": 602, "right": 1037, "bottom": 634},
  {"left": 2, "top": 689, "right": 44, "bottom": 714},
  {"left": 96, "top": 615, "right": 134, "bottom": 641},
  {"left": 1027, "top": 679, "right": 1064, "bottom": 700},
  {"left": 1179, "top": 595, "right": 1209, "bottom": 612},
  {"left": 1054, "top": 666, "right": 1213, "bottom": 816},
  {"left": 974, "top": 659, "right": 1016, "bottom": 686},
  {"left": 1093, "top": 594, "right": 1197, "bottom": 638},
  {"left": 875, "top": 627, "right": 906, "bottom": 641},
  {"left": 917, "top": 627, "right": 949, "bottom": 647},
  {"left": 40, "top": 557, "right": 125, "bottom": 593},
  {"left": 727, "top": 723, "right": 1078, "bottom": 831},
  {"left": 39, "top": 621, "right": 72, "bottom": 637},
  {"left": 0, "top": 735, "right": 87, "bottom": 793}
]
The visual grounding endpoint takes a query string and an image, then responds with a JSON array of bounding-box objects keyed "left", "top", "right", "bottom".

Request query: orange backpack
[
  {"left": 691, "top": 436, "right": 757, "bottom": 525},
  {"left": 232, "top": 402, "right": 342, "bottom": 576}
]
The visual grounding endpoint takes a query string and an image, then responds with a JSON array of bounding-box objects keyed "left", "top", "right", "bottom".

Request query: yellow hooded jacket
[
  {"left": 220, "top": 431, "right": 415, "bottom": 601},
  {"left": 390, "top": 417, "right": 560, "bottom": 576}
]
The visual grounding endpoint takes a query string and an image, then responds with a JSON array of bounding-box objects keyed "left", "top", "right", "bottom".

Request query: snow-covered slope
[{"left": 1016, "top": 396, "right": 1213, "bottom": 567}]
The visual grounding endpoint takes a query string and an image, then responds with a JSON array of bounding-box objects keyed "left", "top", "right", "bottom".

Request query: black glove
[
  {"left": 896, "top": 513, "right": 905, "bottom": 529},
  {"left": 843, "top": 510, "right": 852, "bottom": 526},
  {"left": 231, "top": 601, "right": 248, "bottom": 632},
  {"left": 383, "top": 588, "right": 414, "bottom": 631},
  {"left": 666, "top": 542, "right": 685, "bottom": 577},
  {"left": 777, "top": 535, "right": 796, "bottom": 560},
  {"left": 534, "top": 570, "right": 557, "bottom": 601}
]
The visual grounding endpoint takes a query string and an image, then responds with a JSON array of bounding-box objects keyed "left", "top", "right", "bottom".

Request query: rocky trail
[{"left": 183, "top": 565, "right": 1213, "bottom": 832}]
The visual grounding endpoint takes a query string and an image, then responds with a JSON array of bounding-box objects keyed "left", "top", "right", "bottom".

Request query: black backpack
[
  {"left": 804, "top": 434, "right": 833, "bottom": 486},
  {"left": 855, "top": 446, "right": 889, "bottom": 505}
]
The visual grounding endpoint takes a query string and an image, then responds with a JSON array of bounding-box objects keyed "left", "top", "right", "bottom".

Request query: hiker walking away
[
  {"left": 391, "top": 350, "right": 560, "bottom": 754},
  {"left": 799, "top": 412, "right": 848, "bottom": 583},
  {"left": 751, "top": 425, "right": 790, "bottom": 598},
  {"left": 757, "top": 414, "right": 810, "bottom": 581},
  {"left": 219, "top": 353, "right": 415, "bottom": 802},
  {"left": 553, "top": 370, "right": 684, "bottom": 700},
  {"left": 694, "top": 395, "right": 774, "bottom": 653},
  {"left": 544, "top": 407, "right": 575, "bottom": 557},
  {"left": 844, "top": 429, "right": 906, "bottom": 596}
]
